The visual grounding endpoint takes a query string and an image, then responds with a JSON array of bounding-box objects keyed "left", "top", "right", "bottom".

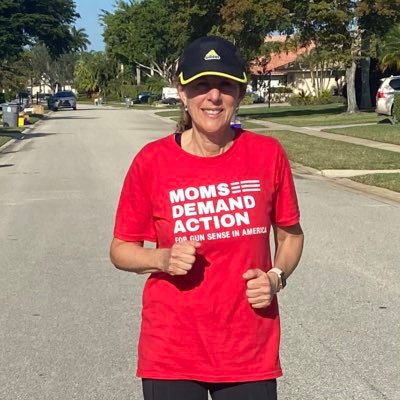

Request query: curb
[{"left": 291, "top": 162, "right": 400, "bottom": 205}]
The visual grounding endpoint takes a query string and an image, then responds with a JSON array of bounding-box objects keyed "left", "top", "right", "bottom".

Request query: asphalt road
[{"left": 1, "top": 104, "right": 399, "bottom": 400}]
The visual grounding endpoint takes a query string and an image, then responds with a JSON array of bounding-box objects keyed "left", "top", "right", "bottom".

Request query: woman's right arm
[{"left": 110, "top": 238, "right": 201, "bottom": 275}]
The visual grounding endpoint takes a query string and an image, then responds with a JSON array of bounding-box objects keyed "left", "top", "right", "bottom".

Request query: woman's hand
[
  {"left": 242, "top": 268, "right": 279, "bottom": 308},
  {"left": 163, "top": 241, "right": 201, "bottom": 276}
]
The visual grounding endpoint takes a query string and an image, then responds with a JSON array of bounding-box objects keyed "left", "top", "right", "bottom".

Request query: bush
[
  {"left": 269, "top": 87, "right": 293, "bottom": 94},
  {"left": 240, "top": 94, "right": 254, "bottom": 105},
  {"left": 289, "top": 90, "right": 345, "bottom": 106},
  {"left": 393, "top": 93, "right": 400, "bottom": 123}
]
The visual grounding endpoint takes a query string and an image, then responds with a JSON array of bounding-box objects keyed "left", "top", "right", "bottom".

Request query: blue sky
[{"left": 74, "top": 0, "right": 116, "bottom": 51}]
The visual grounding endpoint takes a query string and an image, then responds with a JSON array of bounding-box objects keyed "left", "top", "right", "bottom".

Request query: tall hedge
[{"left": 393, "top": 93, "right": 400, "bottom": 123}]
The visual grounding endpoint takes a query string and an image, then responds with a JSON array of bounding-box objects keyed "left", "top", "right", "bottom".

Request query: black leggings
[{"left": 142, "top": 378, "right": 277, "bottom": 400}]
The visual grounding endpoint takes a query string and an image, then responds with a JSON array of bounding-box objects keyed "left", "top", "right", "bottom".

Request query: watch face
[{"left": 281, "top": 272, "right": 287, "bottom": 288}]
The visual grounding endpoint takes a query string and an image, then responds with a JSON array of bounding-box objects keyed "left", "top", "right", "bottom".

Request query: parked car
[
  {"left": 50, "top": 90, "right": 77, "bottom": 111},
  {"left": 375, "top": 75, "right": 400, "bottom": 116},
  {"left": 133, "top": 92, "right": 160, "bottom": 104},
  {"left": 161, "top": 87, "right": 180, "bottom": 105}
]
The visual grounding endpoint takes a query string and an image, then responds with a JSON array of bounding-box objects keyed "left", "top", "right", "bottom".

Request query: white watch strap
[{"left": 269, "top": 267, "right": 284, "bottom": 290}]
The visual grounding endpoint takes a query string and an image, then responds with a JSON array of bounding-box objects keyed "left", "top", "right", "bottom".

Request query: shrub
[
  {"left": 393, "top": 93, "right": 400, "bottom": 123},
  {"left": 269, "top": 86, "right": 293, "bottom": 94},
  {"left": 240, "top": 94, "right": 254, "bottom": 105}
]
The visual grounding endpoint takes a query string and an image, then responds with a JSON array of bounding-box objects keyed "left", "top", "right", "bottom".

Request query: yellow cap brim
[{"left": 179, "top": 71, "right": 247, "bottom": 85}]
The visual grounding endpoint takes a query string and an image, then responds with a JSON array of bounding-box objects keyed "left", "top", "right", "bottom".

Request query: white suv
[{"left": 375, "top": 75, "right": 400, "bottom": 116}]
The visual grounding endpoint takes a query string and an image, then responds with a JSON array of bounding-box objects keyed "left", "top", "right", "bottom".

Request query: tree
[
  {"left": 70, "top": 27, "right": 91, "bottom": 52},
  {"left": 286, "top": 1, "right": 359, "bottom": 112},
  {"left": 286, "top": 0, "right": 400, "bottom": 112},
  {"left": 0, "top": 0, "right": 79, "bottom": 61},
  {"left": 379, "top": 23, "right": 400, "bottom": 71},
  {"left": 220, "top": 0, "right": 294, "bottom": 60},
  {"left": 102, "top": 0, "right": 226, "bottom": 84},
  {"left": 74, "top": 52, "right": 119, "bottom": 97},
  {"left": 356, "top": 1, "right": 400, "bottom": 109}
]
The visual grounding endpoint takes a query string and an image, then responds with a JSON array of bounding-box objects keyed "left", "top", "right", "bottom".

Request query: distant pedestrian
[{"left": 110, "top": 35, "right": 304, "bottom": 400}]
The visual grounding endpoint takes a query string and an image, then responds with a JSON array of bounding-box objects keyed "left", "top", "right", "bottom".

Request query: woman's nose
[{"left": 207, "top": 87, "right": 222, "bottom": 102}]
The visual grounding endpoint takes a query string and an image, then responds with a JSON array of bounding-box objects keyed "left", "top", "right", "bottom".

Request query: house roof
[{"left": 249, "top": 35, "right": 315, "bottom": 75}]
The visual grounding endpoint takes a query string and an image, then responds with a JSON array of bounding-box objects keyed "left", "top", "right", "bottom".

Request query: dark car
[
  {"left": 134, "top": 92, "right": 160, "bottom": 104},
  {"left": 50, "top": 90, "right": 77, "bottom": 111}
]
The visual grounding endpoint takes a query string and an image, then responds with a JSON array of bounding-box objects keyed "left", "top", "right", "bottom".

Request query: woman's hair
[{"left": 176, "top": 101, "right": 192, "bottom": 132}]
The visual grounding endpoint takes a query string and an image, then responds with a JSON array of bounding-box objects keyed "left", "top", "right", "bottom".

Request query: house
[{"left": 249, "top": 36, "right": 345, "bottom": 101}]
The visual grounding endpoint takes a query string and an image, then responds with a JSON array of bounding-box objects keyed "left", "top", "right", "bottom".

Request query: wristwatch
[{"left": 269, "top": 267, "right": 287, "bottom": 291}]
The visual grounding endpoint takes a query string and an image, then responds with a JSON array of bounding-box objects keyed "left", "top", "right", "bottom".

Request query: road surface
[{"left": 1, "top": 105, "right": 399, "bottom": 400}]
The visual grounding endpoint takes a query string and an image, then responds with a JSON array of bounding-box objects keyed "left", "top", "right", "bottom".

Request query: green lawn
[
  {"left": 0, "top": 128, "right": 22, "bottom": 147},
  {"left": 239, "top": 103, "right": 385, "bottom": 126},
  {"left": 325, "top": 123, "right": 400, "bottom": 145},
  {"left": 258, "top": 130, "right": 400, "bottom": 170},
  {"left": 0, "top": 136, "right": 11, "bottom": 147},
  {"left": 350, "top": 173, "right": 400, "bottom": 193},
  {"left": 155, "top": 110, "right": 180, "bottom": 118}
]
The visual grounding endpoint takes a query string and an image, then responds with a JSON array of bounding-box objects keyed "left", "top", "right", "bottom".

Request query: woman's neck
[{"left": 181, "top": 127, "right": 236, "bottom": 157}]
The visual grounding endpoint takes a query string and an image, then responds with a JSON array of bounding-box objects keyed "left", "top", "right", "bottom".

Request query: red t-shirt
[{"left": 114, "top": 129, "right": 300, "bottom": 382}]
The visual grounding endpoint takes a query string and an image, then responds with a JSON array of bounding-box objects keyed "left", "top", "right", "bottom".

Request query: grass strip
[
  {"left": 238, "top": 103, "right": 385, "bottom": 127},
  {"left": 260, "top": 111, "right": 384, "bottom": 127},
  {"left": 0, "top": 127, "right": 23, "bottom": 147},
  {"left": 155, "top": 110, "right": 180, "bottom": 118},
  {"left": 257, "top": 130, "right": 400, "bottom": 170},
  {"left": 350, "top": 173, "right": 400, "bottom": 193},
  {"left": 0, "top": 136, "right": 11, "bottom": 147},
  {"left": 325, "top": 124, "right": 400, "bottom": 145}
]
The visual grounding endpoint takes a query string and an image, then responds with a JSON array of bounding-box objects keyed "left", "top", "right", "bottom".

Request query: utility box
[{"left": 1, "top": 103, "right": 20, "bottom": 128}]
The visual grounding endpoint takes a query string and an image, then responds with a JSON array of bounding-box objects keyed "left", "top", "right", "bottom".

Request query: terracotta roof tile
[{"left": 250, "top": 36, "right": 315, "bottom": 75}]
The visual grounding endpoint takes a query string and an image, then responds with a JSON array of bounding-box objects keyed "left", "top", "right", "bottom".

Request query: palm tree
[
  {"left": 380, "top": 24, "right": 400, "bottom": 71},
  {"left": 70, "top": 27, "right": 91, "bottom": 52}
]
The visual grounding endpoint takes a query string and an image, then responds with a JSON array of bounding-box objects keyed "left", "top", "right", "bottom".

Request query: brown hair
[{"left": 176, "top": 104, "right": 192, "bottom": 132}]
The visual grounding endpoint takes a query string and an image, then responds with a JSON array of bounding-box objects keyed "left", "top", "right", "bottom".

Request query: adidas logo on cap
[{"left": 204, "top": 50, "right": 221, "bottom": 61}]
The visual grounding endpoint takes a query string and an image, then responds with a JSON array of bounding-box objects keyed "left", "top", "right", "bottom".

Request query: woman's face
[{"left": 178, "top": 76, "right": 244, "bottom": 135}]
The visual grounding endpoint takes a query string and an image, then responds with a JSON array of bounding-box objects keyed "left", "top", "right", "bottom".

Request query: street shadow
[
  {"left": 72, "top": 107, "right": 125, "bottom": 111},
  {"left": 0, "top": 131, "right": 55, "bottom": 141},
  {"left": 49, "top": 115, "right": 99, "bottom": 120}
]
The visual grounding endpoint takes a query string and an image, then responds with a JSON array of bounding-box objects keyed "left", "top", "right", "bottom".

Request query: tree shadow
[
  {"left": 0, "top": 131, "right": 55, "bottom": 141},
  {"left": 49, "top": 115, "right": 99, "bottom": 120}
]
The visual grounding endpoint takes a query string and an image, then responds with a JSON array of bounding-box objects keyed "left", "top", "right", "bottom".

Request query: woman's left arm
[{"left": 271, "top": 223, "right": 304, "bottom": 280}]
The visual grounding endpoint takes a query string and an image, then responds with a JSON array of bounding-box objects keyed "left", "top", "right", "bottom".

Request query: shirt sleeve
[
  {"left": 271, "top": 144, "right": 300, "bottom": 227},
  {"left": 113, "top": 153, "right": 157, "bottom": 242}
]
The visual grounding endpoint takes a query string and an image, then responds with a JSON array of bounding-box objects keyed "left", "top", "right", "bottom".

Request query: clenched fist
[
  {"left": 164, "top": 241, "right": 201, "bottom": 276},
  {"left": 242, "top": 268, "right": 278, "bottom": 309}
]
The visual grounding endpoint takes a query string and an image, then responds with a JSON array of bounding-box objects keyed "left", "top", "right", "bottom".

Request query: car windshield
[{"left": 55, "top": 92, "right": 75, "bottom": 98}]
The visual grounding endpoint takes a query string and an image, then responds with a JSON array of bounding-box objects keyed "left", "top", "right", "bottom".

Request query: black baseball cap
[{"left": 176, "top": 36, "right": 247, "bottom": 85}]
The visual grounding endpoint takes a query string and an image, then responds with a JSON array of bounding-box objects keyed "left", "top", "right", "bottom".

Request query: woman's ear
[{"left": 177, "top": 84, "right": 187, "bottom": 105}]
